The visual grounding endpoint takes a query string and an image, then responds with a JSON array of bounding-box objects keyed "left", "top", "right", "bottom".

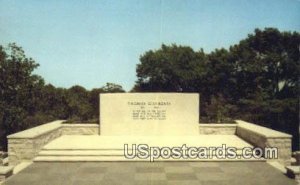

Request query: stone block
[
  {"left": 199, "top": 124, "right": 236, "bottom": 135},
  {"left": 100, "top": 93, "right": 200, "bottom": 136},
  {"left": 286, "top": 166, "right": 300, "bottom": 184},
  {"left": 0, "top": 166, "right": 14, "bottom": 183},
  {"left": 62, "top": 124, "right": 99, "bottom": 135},
  {"left": 294, "top": 151, "right": 300, "bottom": 165},
  {"left": 236, "top": 120, "right": 292, "bottom": 166}
]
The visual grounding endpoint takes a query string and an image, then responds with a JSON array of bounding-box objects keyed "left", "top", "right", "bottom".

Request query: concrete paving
[{"left": 4, "top": 162, "right": 296, "bottom": 185}]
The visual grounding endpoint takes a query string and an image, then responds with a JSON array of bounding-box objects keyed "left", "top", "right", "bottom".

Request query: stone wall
[
  {"left": 7, "top": 119, "right": 293, "bottom": 166},
  {"left": 199, "top": 124, "right": 236, "bottom": 135},
  {"left": 236, "top": 120, "right": 292, "bottom": 166},
  {"left": 7, "top": 121, "right": 63, "bottom": 165},
  {"left": 61, "top": 124, "right": 99, "bottom": 135},
  {"left": 266, "top": 138, "right": 292, "bottom": 166},
  {"left": 0, "top": 166, "right": 13, "bottom": 184},
  {"left": 7, "top": 121, "right": 99, "bottom": 166}
]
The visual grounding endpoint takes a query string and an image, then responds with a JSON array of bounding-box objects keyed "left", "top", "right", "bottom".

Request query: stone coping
[
  {"left": 7, "top": 121, "right": 100, "bottom": 139},
  {"left": 7, "top": 119, "right": 290, "bottom": 139},
  {"left": 286, "top": 166, "right": 300, "bottom": 174},
  {"left": 235, "top": 120, "right": 292, "bottom": 138},
  {"left": 7, "top": 121, "right": 239, "bottom": 140},
  {"left": 199, "top": 123, "right": 237, "bottom": 127},
  {"left": 0, "top": 166, "right": 13, "bottom": 175},
  {"left": 61, "top": 123, "right": 99, "bottom": 127},
  {"left": 7, "top": 120, "right": 64, "bottom": 139}
]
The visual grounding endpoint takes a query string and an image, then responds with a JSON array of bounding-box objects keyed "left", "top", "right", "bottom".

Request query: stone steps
[
  {"left": 39, "top": 149, "right": 125, "bottom": 156},
  {"left": 34, "top": 148, "right": 266, "bottom": 162},
  {"left": 38, "top": 148, "right": 248, "bottom": 156},
  {"left": 34, "top": 135, "right": 264, "bottom": 162},
  {"left": 34, "top": 155, "right": 266, "bottom": 162}
]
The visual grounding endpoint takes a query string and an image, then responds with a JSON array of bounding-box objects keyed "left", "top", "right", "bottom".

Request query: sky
[{"left": 0, "top": 0, "right": 299, "bottom": 91}]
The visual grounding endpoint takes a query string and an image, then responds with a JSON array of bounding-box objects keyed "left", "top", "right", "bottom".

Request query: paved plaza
[{"left": 4, "top": 162, "right": 296, "bottom": 185}]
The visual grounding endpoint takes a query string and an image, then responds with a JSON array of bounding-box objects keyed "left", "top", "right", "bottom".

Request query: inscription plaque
[
  {"left": 128, "top": 101, "right": 170, "bottom": 120},
  {"left": 100, "top": 93, "right": 199, "bottom": 136}
]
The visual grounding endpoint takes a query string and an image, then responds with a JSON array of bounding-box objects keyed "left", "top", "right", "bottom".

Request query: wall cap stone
[
  {"left": 7, "top": 120, "right": 65, "bottom": 139},
  {"left": 235, "top": 120, "right": 292, "bottom": 138},
  {"left": 62, "top": 124, "right": 99, "bottom": 127},
  {"left": 286, "top": 166, "right": 300, "bottom": 176},
  {"left": 0, "top": 166, "right": 13, "bottom": 175},
  {"left": 199, "top": 124, "right": 237, "bottom": 127}
]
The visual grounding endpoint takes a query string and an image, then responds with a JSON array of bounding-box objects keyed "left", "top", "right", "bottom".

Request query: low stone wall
[
  {"left": 7, "top": 119, "right": 293, "bottom": 167},
  {"left": 7, "top": 120, "right": 63, "bottom": 166},
  {"left": 0, "top": 166, "right": 13, "bottom": 184},
  {"left": 236, "top": 120, "right": 292, "bottom": 166},
  {"left": 7, "top": 121, "right": 99, "bottom": 166},
  {"left": 199, "top": 124, "right": 236, "bottom": 135},
  {"left": 61, "top": 124, "right": 99, "bottom": 135}
]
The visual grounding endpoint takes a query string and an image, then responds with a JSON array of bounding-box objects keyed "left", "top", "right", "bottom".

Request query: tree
[
  {"left": 101, "top": 83, "right": 125, "bottom": 93},
  {"left": 0, "top": 43, "right": 44, "bottom": 150},
  {"left": 133, "top": 29, "right": 299, "bottom": 150},
  {"left": 89, "top": 88, "right": 104, "bottom": 119},
  {"left": 38, "top": 84, "right": 69, "bottom": 119},
  {"left": 66, "top": 85, "right": 93, "bottom": 121},
  {"left": 88, "top": 83, "right": 125, "bottom": 121},
  {"left": 228, "top": 28, "right": 300, "bottom": 149},
  {"left": 134, "top": 44, "right": 207, "bottom": 92},
  {"left": 0, "top": 43, "right": 127, "bottom": 149}
]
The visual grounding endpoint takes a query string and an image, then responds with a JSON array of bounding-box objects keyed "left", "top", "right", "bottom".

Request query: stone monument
[{"left": 100, "top": 93, "right": 200, "bottom": 136}]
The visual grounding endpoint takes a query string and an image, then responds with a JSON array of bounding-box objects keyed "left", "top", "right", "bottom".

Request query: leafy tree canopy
[
  {"left": 135, "top": 44, "right": 207, "bottom": 92},
  {"left": 133, "top": 28, "right": 299, "bottom": 150}
]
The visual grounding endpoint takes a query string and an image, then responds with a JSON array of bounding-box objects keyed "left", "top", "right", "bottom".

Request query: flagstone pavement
[{"left": 4, "top": 161, "right": 296, "bottom": 185}]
